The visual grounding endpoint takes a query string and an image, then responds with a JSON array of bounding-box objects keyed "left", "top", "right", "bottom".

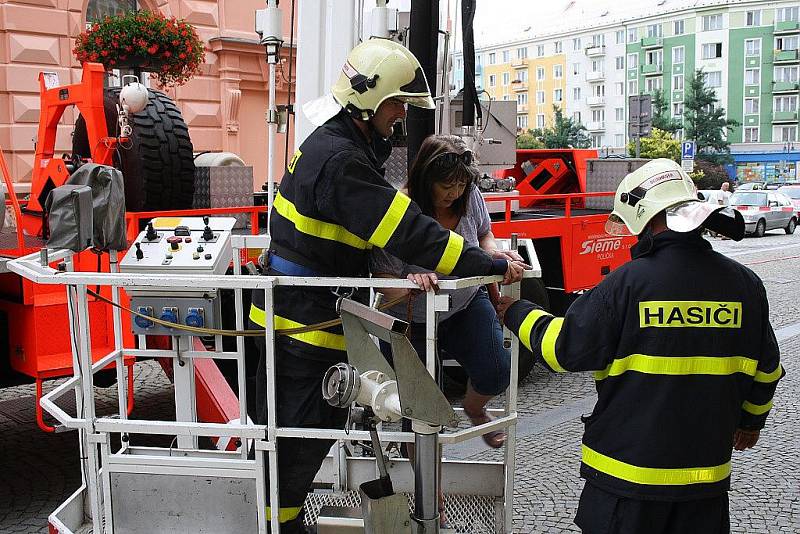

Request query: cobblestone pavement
[{"left": 1, "top": 232, "right": 799, "bottom": 533}]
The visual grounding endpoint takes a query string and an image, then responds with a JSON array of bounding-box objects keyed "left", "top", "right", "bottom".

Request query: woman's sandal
[{"left": 464, "top": 408, "right": 507, "bottom": 448}]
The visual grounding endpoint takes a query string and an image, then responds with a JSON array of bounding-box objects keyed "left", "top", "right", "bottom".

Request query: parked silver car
[{"left": 729, "top": 191, "right": 797, "bottom": 237}]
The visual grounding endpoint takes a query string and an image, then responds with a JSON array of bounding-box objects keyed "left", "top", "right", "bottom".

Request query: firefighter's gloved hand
[
  {"left": 407, "top": 272, "right": 439, "bottom": 292},
  {"left": 495, "top": 296, "right": 517, "bottom": 323},
  {"left": 502, "top": 260, "right": 525, "bottom": 285},
  {"left": 733, "top": 428, "right": 760, "bottom": 451}
]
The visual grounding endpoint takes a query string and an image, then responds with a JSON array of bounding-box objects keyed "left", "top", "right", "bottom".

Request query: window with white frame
[
  {"left": 517, "top": 70, "right": 528, "bottom": 82},
  {"left": 615, "top": 107, "right": 624, "bottom": 121},
  {"left": 517, "top": 93, "right": 528, "bottom": 105},
  {"left": 746, "top": 10, "right": 761, "bottom": 26},
  {"left": 774, "top": 66, "right": 799, "bottom": 83},
  {"left": 702, "top": 43, "right": 723, "bottom": 59},
  {"left": 616, "top": 30, "right": 625, "bottom": 44},
  {"left": 554, "top": 88, "right": 563, "bottom": 102},
  {"left": 702, "top": 14, "right": 723, "bottom": 31},
  {"left": 673, "top": 102, "right": 684, "bottom": 117},
  {"left": 776, "top": 35, "right": 799, "bottom": 51},
  {"left": 517, "top": 47, "right": 528, "bottom": 59},
  {"left": 573, "top": 111, "right": 581, "bottom": 123},
  {"left": 573, "top": 38, "right": 581, "bottom": 51},
  {"left": 628, "top": 28, "right": 638, "bottom": 43},
  {"left": 590, "top": 134, "right": 603, "bottom": 148},
  {"left": 503, "top": 50, "right": 511, "bottom": 63},
  {"left": 503, "top": 95, "right": 510, "bottom": 101},
  {"left": 646, "top": 49, "right": 663, "bottom": 66},
  {"left": 594, "top": 84, "right": 605, "bottom": 97},
  {"left": 616, "top": 56, "right": 625, "bottom": 70},
  {"left": 537, "top": 67, "right": 545, "bottom": 80},
  {"left": 554, "top": 41, "right": 563, "bottom": 53},
  {"left": 489, "top": 74, "right": 496, "bottom": 87},
  {"left": 614, "top": 134, "right": 625, "bottom": 146},
  {"left": 592, "top": 34, "right": 605, "bottom": 47},
  {"left": 517, "top": 115, "right": 528, "bottom": 129},
  {"left": 674, "top": 20, "right": 685, "bottom": 35},
  {"left": 592, "top": 109, "right": 605, "bottom": 122},
  {"left": 646, "top": 77, "right": 663, "bottom": 93},
  {"left": 573, "top": 87, "right": 581, "bottom": 101},
  {"left": 537, "top": 114, "right": 545, "bottom": 128},
  {"left": 629, "top": 79, "right": 638, "bottom": 95},
  {"left": 744, "top": 127, "right": 759, "bottom": 142},
  {"left": 536, "top": 91, "right": 545, "bottom": 104},
  {"left": 615, "top": 82, "right": 624, "bottom": 95},
  {"left": 647, "top": 24, "right": 662, "bottom": 38},
  {"left": 774, "top": 95, "right": 798, "bottom": 112},
  {"left": 777, "top": 7, "right": 798, "bottom": 23},
  {"left": 745, "top": 39, "right": 760, "bottom": 56},
  {"left": 745, "top": 68, "right": 760, "bottom": 85},
  {"left": 488, "top": 52, "right": 496, "bottom": 65},
  {"left": 745, "top": 98, "right": 759, "bottom": 114},
  {"left": 672, "top": 46, "right": 685, "bottom": 64},
  {"left": 628, "top": 53, "right": 639, "bottom": 69},
  {"left": 537, "top": 44, "right": 545, "bottom": 57},
  {"left": 774, "top": 125, "right": 797, "bottom": 142},
  {"left": 673, "top": 74, "right": 684, "bottom": 91},
  {"left": 503, "top": 72, "right": 510, "bottom": 85},
  {"left": 456, "top": 58, "right": 463, "bottom": 70},
  {"left": 591, "top": 59, "right": 603, "bottom": 73},
  {"left": 705, "top": 71, "right": 722, "bottom": 88},
  {"left": 573, "top": 63, "right": 581, "bottom": 75},
  {"left": 554, "top": 65, "right": 563, "bottom": 78},
  {"left": 476, "top": 54, "right": 483, "bottom": 66}
]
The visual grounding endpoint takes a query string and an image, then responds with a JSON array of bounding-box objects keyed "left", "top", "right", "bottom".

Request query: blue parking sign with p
[{"left": 682, "top": 141, "right": 696, "bottom": 160}]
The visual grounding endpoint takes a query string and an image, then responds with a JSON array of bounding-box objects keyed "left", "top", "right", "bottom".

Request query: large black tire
[
  {"left": 785, "top": 217, "right": 796, "bottom": 235},
  {"left": 753, "top": 219, "right": 766, "bottom": 238},
  {"left": 72, "top": 88, "right": 195, "bottom": 212}
]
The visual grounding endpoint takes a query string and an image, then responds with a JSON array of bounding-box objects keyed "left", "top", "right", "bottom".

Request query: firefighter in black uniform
[
  {"left": 498, "top": 158, "right": 784, "bottom": 534},
  {"left": 249, "top": 39, "right": 524, "bottom": 532}
]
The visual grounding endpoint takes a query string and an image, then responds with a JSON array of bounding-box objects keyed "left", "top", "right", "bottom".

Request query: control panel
[{"left": 120, "top": 216, "right": 236, "bottom": 336}]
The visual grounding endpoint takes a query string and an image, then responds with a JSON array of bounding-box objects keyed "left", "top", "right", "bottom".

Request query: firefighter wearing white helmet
[
  {"left": 249, "top": 38, "right": 520, "bottom": 533},
  {"left": 496, "top": 157, "right": 783, "bottom": 533}
]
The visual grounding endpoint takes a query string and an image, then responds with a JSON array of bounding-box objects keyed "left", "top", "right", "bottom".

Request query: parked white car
[{"left": 729, "top": 190, "right": 797, "bottom": 237}]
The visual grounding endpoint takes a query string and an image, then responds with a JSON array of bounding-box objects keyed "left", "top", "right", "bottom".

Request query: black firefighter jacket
[
  {"left": 250, "top": 110, "right": 506, "bottom": 370},
  {"left": 504, "top": 230, "right": 784, "bottom": 501}
]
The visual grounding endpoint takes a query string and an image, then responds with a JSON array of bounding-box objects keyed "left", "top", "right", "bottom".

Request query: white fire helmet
[{"left": 605, "top": 158, "right": 727, "bottom": 237}]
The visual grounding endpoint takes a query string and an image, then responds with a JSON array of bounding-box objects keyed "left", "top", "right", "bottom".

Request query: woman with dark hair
[{"left": 371, "top": 134, "right": 526, "bottom": 448}]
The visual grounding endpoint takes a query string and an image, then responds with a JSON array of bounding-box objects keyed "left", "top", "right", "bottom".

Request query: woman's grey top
[{"left": 370, "top": 186, "right": 492, "bottom": 323}]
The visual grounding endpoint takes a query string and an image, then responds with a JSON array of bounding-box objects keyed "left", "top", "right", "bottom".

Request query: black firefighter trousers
[
  {"left": 575, "top": 482, "right": 730, "bottom": 534},
  {"left": 252, "top": 335, "right": 348, "bottom": 533}
]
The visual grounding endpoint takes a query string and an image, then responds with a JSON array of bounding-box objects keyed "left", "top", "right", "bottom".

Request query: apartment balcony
[
  {"left": 773, "top": 81, "right": 800, "bottom": 93},
  {"left": 511, "top": 58, "right": 528, "bottom": 68},
  {"left": 641, "top": 36, "right": 663, "bottom": 49},
  {"left": 585, "top": 71, "right": 605, "bottom": 82},
  {"left": 773, "top": 110, "right": 799, "bottom": 123},
  {"left": 641, "top": 63, "right": 663, "bottom": 75},
  {"left": 511, "top": 80, "right": 528, "bottom": 91},
  {"left": 518, "top": 105, "right": 529, "bottom": 113},
  {"left": 586, "top": 121, "right": 606, "bottom": 131},
  {"left": 587, "top": 96, "right": 606, "bottom": 107},
  {"left": 586, "top": 45, "right": 606, "bottom": 57},
  {"left": 774, "top": 20, "right": 800, "bottom": 34},
  {"left": 774, "top": 49, "right": 799, "bottom": 63}
]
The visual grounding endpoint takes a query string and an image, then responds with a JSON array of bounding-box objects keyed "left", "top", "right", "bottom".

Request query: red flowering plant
[{"left": 74, "top": 10, "right": 204, "bottom": 86}]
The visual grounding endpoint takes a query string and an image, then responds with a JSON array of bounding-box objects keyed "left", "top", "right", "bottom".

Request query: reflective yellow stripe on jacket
[
  {"left": 369, "top": 191, "right": 412, "bottom": 248},
  {"left": 742, "top": 399, "right": 773, "bottom": 415},
  {"left": 249, "top": 304, "right": 346, "bottom": 351},
  {"left": 594, "top": 354, "right": 759, "bottom": 381},
  {"left": 434, "top": 231, "right": 465, "bottom": 275},
  {"left": 273, "top": 192, "right": 370, "bottom": 250},
  {"left": 518, "top": 309, "right": 566, "bottom": 372},
  {"left": 754, "top": 364, "right": 783, "bottom": 384},
  {"left": 582, "top": 445, "right": 731, "bottom": 486}
]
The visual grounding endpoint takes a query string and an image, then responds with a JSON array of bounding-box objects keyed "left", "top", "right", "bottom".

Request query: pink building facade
[{"left": 0, "top": 0, "right": 295, "bottom": 193}]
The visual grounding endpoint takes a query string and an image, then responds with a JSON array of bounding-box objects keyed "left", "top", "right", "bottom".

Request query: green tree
[
  {"left": 529, "top": 105, "right": 590, "bottom": 149},
  {"left": 690, "top": 159, "right": 731, "bottom": 190},
  {"left": 516, "top": 129, "right": 544, "bottom": 149},
  {"left": 684, "top": 69, "right": 739, "bottom": 165},
  {"left": 651, "top": 89, "right": 681, "bottom": 134},
  {"left": 626, "top": 127, "right": 681, "bottom": 161}
]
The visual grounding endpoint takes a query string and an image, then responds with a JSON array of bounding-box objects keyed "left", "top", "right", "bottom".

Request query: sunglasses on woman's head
[{"left": 429, "top": 150, "right": 473, "bottom": 171}]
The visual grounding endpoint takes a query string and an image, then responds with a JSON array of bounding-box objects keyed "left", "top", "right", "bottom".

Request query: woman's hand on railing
[{"left": 407, "top": 272, "right": 439, "bottom": 292}]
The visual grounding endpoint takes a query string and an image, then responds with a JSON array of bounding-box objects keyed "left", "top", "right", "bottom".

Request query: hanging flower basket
[{"left": 74, "top": 10, "right": 204, "bottom": 87}]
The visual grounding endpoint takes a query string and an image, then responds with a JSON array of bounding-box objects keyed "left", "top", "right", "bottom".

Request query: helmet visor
[{"left": 605, "top": 213, "right": 635, "bottom": 236}]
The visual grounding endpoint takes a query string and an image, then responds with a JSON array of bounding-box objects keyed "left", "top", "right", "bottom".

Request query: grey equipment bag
[
  {"left": 66, "top": 163, "right": 127, "bottom": 251},
  {"left": 45, "top": 184, "right": 94, "bottom": 252}
]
